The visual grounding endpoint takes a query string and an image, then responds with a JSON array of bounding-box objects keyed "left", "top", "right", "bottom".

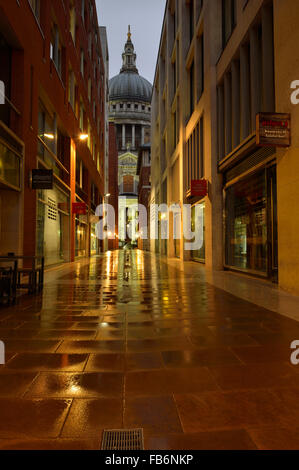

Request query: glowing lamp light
[
  {"left": 79, "top": 133, "right": 89, "bottom": 141},
  {"left": 44, "top": 133, "right": 55, "bottom": 140}
]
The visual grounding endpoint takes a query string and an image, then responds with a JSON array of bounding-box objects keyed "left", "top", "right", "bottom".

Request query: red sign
[
  {"left": 189, "top": 179, "right": 208, "bottom": 198},
  {"left": 256, "top": 112, "right": 291, "bottom": 147},
  {"left": 72, "top": 202, "right": 87, "bottom": 215}
]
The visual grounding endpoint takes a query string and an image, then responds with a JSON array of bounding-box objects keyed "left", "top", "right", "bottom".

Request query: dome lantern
[{"left": 121, "top": 25, "right": 138, "bottom": 74}]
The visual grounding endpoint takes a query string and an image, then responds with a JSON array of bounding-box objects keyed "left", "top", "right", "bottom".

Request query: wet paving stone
[
  {"left": 3, "top": 353, "right": 89, "bottom": 372},
  {"left": 0, "top": 399, "right": 72, "bottom": 438},
  {"left": 24, "top": 372, "right": 123, "bottom": 398},
  {"left": 85, "top": 353, "right": 125, "bottom": 372},
  {"left": 61, "top": 398, "right": 123, "bottom": 438},
  {"left": 0, "top": 250, "right": 299, "bottom": 448}
]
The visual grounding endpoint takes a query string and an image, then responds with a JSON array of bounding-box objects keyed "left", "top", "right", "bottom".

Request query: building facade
[
  {"left": 0, "top": 0, "right": 106, "bottom": 266},
  {"left": 151, "top": 0, "right": 299, "bottom": 294},
  {"left": 99, "top": 25, "right": 110, "bottom": 253},
  {"left": 109, "top": 27, "right": 152, "bottom": 246},
  {"left": 137, "top": 143, "right": 151, "bottom": 251},
  {"left": 108, "top": 122, "right": 119, "bottom": 250}
]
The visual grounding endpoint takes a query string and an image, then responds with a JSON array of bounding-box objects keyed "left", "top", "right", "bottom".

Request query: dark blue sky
[{"left": 96, "top": 0, "right": 166, "bottom": 84}]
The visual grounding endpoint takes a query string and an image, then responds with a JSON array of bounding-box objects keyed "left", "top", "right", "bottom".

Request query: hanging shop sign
[
  {"left": 72, "top": 202, "right": 87, "bottom": 215},
  {"left": 256, "top": 113, "right": 291, "bottom": 147},
  {"left": 188, "top": 179, "right": 208, "bottom": 198},
  {"left": 30, "top": 169, "right": 53, "bottom": 190}
]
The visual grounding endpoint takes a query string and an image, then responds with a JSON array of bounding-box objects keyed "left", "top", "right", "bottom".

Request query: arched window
[{"left": 123, "top": 175, "right": 134, "bottom": 193}]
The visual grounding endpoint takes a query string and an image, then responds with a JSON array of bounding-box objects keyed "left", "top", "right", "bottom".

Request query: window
[
  {"left": 29, "top": 0, "right": 40, "bottom": 23},
  {"left": 189, "top": 61, "right": 195, "bottom": 116},
  {"left": 87, "top": 120, "right": 91, "bottom": 151},
  {"left": 225, "top": 169, "right": 267, "bottom": 273},
  {"left": 196, "top": 0, "right": 203, "bottom": 22},
  {"left": 81, "top": 0, "right": 85, "bottom": 22},
  {"left": 50, "top": 24, "right": 62, "bottom": 77},
  {"left": 93, "top": 141, "right": 96, "bottom": 161},
  {"left": 80, "top": 50, "right": 84, "bottom": 76},
  {"left": 79, "top": 100, "right": 84, "bottom": 130},
  {"left": 123, "top": 175, "right": 134, "bottom": 193},
  {"left": 197, "top": 34, "right": 204, "bottom": 101},
  {"left": 30, "top": 66, "right": 34, "bottom": 126},
  {"left": 189, "top": 0, "right": 194, "bottom": 44},
  {"left": 70, "top": 2, "right": 76, "bottom": 42},
  {"left": 186, "top": 115, "right": 204, "bottom": 190},
  {"left": 172, "top": 59, "right": 177, "bottom": 99},
  {"left": 88, "top": 78, "right": 91, "bottom": 102},
  {"left": 38, "top": 102, "right": 55, "bottom": 153},
  {"left": 68, "top": 69, "right": 75, "bottom": 109},
  {"left": 88, "top": 33, "right": 92, "bottom": 57},
  {"left": 76, "top": 156, "right": 83, "bottom": 187},
  {"left": 173, "top": 110, "right": 177, "bottom": 150},
  {"left": 57, "top": 129, "right": 66, "bottom": 165},
  {"left": 222, "top": 0, "right": 236, "bottom": 48}
]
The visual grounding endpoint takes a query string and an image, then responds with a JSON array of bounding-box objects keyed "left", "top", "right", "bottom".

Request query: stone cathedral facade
[{"left": 109, "top": 27, "right": 152, "bottom": 245}]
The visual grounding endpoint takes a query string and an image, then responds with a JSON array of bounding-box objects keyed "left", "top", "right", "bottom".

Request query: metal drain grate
[{"left": 101, "top": 429, "right": 144, "bottom": 450}]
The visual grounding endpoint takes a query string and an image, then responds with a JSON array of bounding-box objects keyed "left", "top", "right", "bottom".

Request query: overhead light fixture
[
  {"left": 44, "top": 133, "right": 55, "bottom": 140},
  {"left": 105, "top": 193, "right": 111, "bottom": 198},
  {"left": 79, "top": 133, "right": 89, "bottom": 141}
]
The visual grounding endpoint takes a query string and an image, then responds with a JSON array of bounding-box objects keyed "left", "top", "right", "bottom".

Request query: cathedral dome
[
  {"left": 109, "top": 26, "right": 152, "bottom": 104},
  {"left": 109, "top": 73, "right": 152, "bottom": 103}
]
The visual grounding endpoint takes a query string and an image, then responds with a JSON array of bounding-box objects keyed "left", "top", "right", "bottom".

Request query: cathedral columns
[
  {"left": 141, "top": 126, "right": 145, "bottom": 145},
  {"left": 122, "top": 124, "right": 126, "bottom": 148},
  {"left": 132, "top": 124, "right": 135, "bottom": 148}
]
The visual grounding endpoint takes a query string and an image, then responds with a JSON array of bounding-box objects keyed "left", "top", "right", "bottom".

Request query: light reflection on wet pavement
[{"left": 0, "top": 250, "right": 299, "bottom": 449}]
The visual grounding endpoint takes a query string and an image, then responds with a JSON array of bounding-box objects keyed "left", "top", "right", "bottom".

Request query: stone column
[
  {"left": 122, "top": 124, "right": 126, "bottom": 149},
  {"left": 132, "top": 124, "right": 135, "bottom": 149},
  {"left": 141, "top": 126, "right": 145, "bottom": 145}
]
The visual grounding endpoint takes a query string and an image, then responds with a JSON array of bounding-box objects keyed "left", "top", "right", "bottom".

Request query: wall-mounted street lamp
[
  {"left": 41, "top": 133, "right": 89, "bottom": 142},
  {"left": 43, "top": 133, "right": 55, "bottom": 140}
]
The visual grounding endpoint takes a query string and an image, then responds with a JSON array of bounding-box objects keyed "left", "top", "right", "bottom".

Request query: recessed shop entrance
[{"left": 224, "top": 162, "right": 278, "bottom": 282}]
